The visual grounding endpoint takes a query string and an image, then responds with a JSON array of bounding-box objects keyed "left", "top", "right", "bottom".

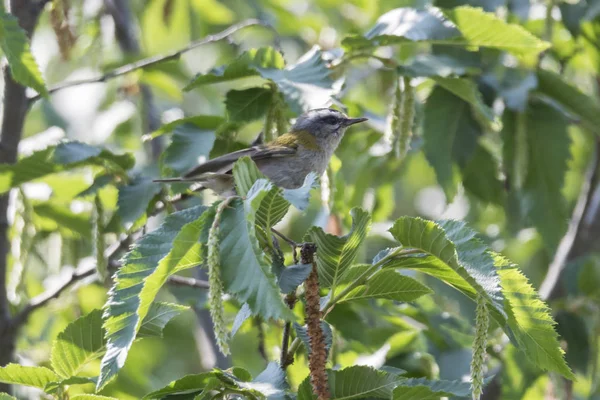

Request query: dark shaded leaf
[
  {"left": 279, "top": 263, "right": 312, "bottom": 293},
  {"left": 225, "top": 87, "right": 273, "bottom": 122}
]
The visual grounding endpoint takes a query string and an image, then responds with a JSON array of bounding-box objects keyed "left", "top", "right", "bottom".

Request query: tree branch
[
  {"left": 539, "top": 140, "right": 600, "bottom": 300},
  {"left": 0, "top": 1, "right": 51, "bottom": 393},
  {"left": 28, "top": 18, "right": 275, "bottom": 103}
]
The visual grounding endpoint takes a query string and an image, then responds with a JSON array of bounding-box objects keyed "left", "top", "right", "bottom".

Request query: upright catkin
[
  {"left": 207, "top": 198, "right": 236, "bottom": 355},
  {"left": 471, "top": 295, "right": 489, "bottom": 400},
  {"left": 397, "top": 76, "right": 415, "bottom": 160},
  {"left": 93, "top": 195, "right": 107, "bottom": 282},
  {"left": 387, "top": 76, "right": 402, "bottom": 152},
  {"left": 302, "top": 244, "right": 330, "bottom": 400}
]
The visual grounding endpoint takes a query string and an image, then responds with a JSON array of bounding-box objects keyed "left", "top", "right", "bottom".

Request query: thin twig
[
  {"left": 168, "top": 274, "right": 210, "bottom": 289},
  {"left": 28, "top": 19, "right": 275, "bottom": 103},
  {"left": 539, "top": 141, "right": 599, "bottom": 300},
  {"left": 271, "top": 228, "right": 300, "bottom": 248},
  {"left": 280, "top": 292, "right": 297, "bottom": 368},
  {"left": 256, "top": 318, "right": 268, "bottom": 361}
]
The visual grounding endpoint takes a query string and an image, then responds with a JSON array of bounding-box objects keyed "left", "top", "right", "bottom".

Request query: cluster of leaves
[{"left": 2, "top": 1, "right": 600, "bottom": 399}]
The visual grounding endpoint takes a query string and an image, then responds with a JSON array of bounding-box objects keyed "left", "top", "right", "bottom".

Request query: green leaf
[
  {"left": 0, "top": 364, "right": 58, "bottom": 389},
  {"left": 138, "top": 302, "right": 188, "bottom": 337},
  {"left": 51, "top": 309, "right": 106, "bottom": 378},
  {"left": 143, "top": 372, "right": 218, "bottom": 399},
  {"left": 297, "top": 366, "right": 403, "bottom": 400},
  {"left": 293, "top": 321, "right": 333, "bottom": 355},
  {"left": 149, "top": 115, "right": 224, "bottom": 139},
  {"left": 54, "top": 142, "right": 102, "bottom": 164},
  {"left": 462, "top": 144, "right": 505, "bottom": 205},
  {"left": 232, "top": 157, "right": 266, "bottom": 197},
  {"left": 342, "top": 8, "right": 459, "bottom": 49},
  {"left": 344, "top": 7, "right": 549, "bottom": 58},
  {"left": 258, "top": 46, "right": 338, "bottom": 113},
  {"left": 339, "top": 270, "right": 432, "bottom": 303},
  {"left": 98, "top": 206, "right": 209, "bottom": 390},
  {"left": 397, "top": 54, "right": 479, "bottom": 78},
  {"left": 70, "top": 395, "right": 119, "bottom": 400},
  {"left": 422, "top": 86, "right": 481, "bottom": 202},
  {"left": 117, "top": 176, "right": 162, "bottom": 227},
  {"left": 0, "top": 394, "right": 17, "bottom": 400},
  {"left": 0, "top": 142, "right": 134, "bottom": 195},
  {"left": 185, "top": 47, "right": 285, "bottom": 89},
  {"left": 0, "top": 10, "right": 47, "bottom": 95},
  {"left": 388, "top": 217, "right": 506, "bottom": 323},
  {"left": 431, "top": 77, "right": 500, "bottom": 130},
  {"left": 53, "top": 142, "right": 134, "bottom": 171},
  {"left": 279, "top": 263, "right": 312, "bottom": 293},
  {"left": 187, "top": 46, "right": 337, "bottom": 113},
  {"left": 33, "top": 202, "right": 92, "bottom": 238},
  {"left": 217, "top": 181, "right": 294, "bottom": 320},
  {"left": 241, "top": 362, "right": 288, "bottom": 400},
  {"left": 392, "top": 377, "right": 472, "bottom": 399},
  {"left": 443, "top": 6, "right": 550, "bottom": 57},
  {"left": 232, "top": 303, "right": 252, "bottom": 336},
  {"left": 51, "top": 303, "right": 186, "bottom": 381},
  {"left": 282, "top": 172, "right": 319, "bottom": 211},
  {"left": 536, "top": 69, "right": 600, "bottom": 132},
  {"left": 225, "top": 87, "right": 273, "bottom": 122},
  {"left": 496, "top": 255, "right": 574, "bottom": 379},
  {"left": 522, "top": 102, "right": 570, "bottom": 249},
  {"left": 308, "top": 208, "right": 371, "bottom": 293},
  {"left": 44, "top": 376, "right": 96, "bottom": 394},
  {"left": 163, "top": 123, "right": 218, "bottom": 174}
]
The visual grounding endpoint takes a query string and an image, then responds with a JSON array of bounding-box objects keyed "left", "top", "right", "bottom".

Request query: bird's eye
[{"left": 323, "top": 116, "right": 338, "bottom": 125}]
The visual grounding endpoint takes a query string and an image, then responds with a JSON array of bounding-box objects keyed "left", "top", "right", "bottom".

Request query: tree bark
[{"left": 0, "top": 0, "right": 48, "bottom": 394}]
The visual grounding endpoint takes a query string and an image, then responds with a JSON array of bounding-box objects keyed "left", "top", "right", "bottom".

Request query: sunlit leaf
[
  {"left": 297, "top": 366, "right": 404, "bottom": 400},
  {"left": 98, "top": 206, "right": 209, "bottom": 390},
  {"left": 0, "top": 364, "right": 58, "bottom": 389},
  {"left": 339, "top": 270, "right": 432, "bottom": 302},
  {"left": 0, "top": 10, "right": 47, "bottom": 95},
  {"left": 308, "top": 208, "right": 371, "bottom": 293}
]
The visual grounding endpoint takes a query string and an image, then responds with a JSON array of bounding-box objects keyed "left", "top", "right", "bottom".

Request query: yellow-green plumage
[{"left": 272, "top": 131, "right": 320, "bottom": 151}]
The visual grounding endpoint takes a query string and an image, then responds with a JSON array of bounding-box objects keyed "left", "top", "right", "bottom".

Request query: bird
[{"left": 154, "top": 108, "right": 368, "bottom": 195}]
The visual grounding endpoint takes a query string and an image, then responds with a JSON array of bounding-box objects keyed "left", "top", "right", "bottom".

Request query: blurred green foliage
[{"left": 0, "top": 0, "right": 599, "bottom": 399}]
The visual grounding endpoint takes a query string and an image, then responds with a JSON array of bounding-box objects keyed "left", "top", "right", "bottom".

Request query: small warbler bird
[{"left": 155, "top": 108, "right": 367, "bottom": 194}]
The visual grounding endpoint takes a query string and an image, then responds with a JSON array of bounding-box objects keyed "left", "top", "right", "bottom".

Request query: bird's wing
[{"left": 182, "top": 145, "right": 297, "bottom": 178}]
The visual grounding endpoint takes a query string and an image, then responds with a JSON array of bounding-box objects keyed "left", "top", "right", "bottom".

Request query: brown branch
[
  {"left": 28, "top": 18, "right": 275, "bottom": 103},
  {"left": 302, "top": 243, "right": 330, "bottom": 400},
  {"left": 0, "top": 1, "right": 51, "bottom": 394}
]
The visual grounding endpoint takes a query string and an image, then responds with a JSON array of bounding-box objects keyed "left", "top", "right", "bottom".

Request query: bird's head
[{"left": 290, "top": 108, "right": 368, "bottom": 141}]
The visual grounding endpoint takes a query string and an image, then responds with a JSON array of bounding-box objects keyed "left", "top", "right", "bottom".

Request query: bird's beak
[{"left": 344, "top": 117, "right": 368, "bottom": 127}]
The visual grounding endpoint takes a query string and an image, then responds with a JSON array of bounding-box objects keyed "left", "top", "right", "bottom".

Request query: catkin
[
  {"left": 302, "top": 244, "right": 330, "bottom": 400},
  {"left": 207, "top": 198, "right": 236, "bottom": 355},
  {"left": 93, "top": 195, "right": 107, "bottom": 282},
  {"left": 471, "top": 295, "right": 489, "bottom": 400},
  {"left": 397, "top": 76, "right": 415, "bottom": 160}
]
